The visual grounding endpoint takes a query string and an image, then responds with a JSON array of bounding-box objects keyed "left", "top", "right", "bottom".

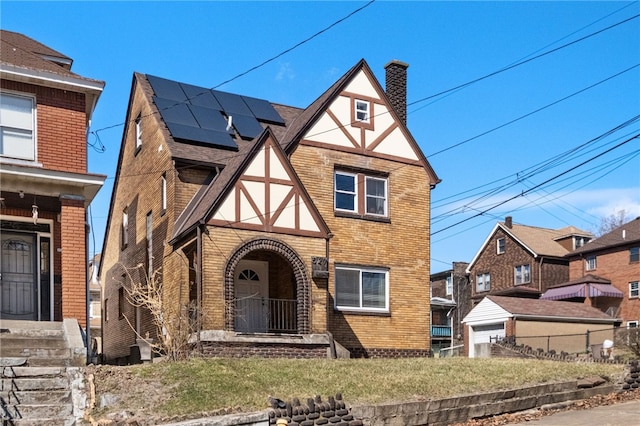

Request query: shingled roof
[
  {"left": 569, "top": 216, "right": 640, "bottom": 256},
  {"left": 502, "top": 222, "right": 592, "bottom": 258},
  {"left": 487, "top": 295, "right": 616, "bottom": 321}
]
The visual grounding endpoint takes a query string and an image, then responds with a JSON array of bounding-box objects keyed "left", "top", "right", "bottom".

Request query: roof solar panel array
[{"left": 147, "top": 74, "right": 284, "bottom": 149}]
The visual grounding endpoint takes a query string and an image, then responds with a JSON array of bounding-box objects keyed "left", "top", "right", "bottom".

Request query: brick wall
[
  {"left": 291, "top": 144, "right": 433, "bottom": 355},
  {"left": 1, "top": 80, "right": 87, "bottom": 173},
  {"left": 569, "top": 245, "right": 640, "bottom": 324},
  {"left": 60, "top": 197, "right": 87, "bottom": 326}
]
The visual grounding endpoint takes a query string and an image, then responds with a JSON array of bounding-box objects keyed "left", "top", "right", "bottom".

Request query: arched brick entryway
[{"left": 224, "top": 238, "right": 310, "bottom": 333}]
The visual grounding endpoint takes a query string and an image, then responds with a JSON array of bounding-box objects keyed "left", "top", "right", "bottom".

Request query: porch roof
[{"left": 540, "top": 283, "right": 623, "bottom": 301}]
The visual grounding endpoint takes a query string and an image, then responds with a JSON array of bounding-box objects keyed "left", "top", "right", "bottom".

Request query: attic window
[
  {"left": 135, "top": 114, "right": 142, "bottom": 153},
  {"left": 355, "top": 100, "right": 369, "bottom": 122},
  {"left": 497, "top": 238, "right": 505, "bottom": 254}
]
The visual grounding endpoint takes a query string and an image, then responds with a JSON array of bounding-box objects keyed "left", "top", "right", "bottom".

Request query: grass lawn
[{"left": 91, "top": 357, "right": 625, "bottom": 419}]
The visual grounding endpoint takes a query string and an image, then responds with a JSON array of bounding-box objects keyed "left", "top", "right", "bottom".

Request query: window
[
  {"left": 121, "top": 207, "right": 129, "bottom": 250},
  {"left": 146, "top": 212, "right": 153, "bottom": 278},
  {"left": 575, "top": 236, "right": 589, "bottom": 249},
  {"left": 497, "top": 238, "right": 505, "bottom": 254},
  {"left": 335, "top": 266, "right": 388, "bottom": 312},
  {"left": 118, "top": 287, "right": 125, "bottom": 319},
  {"left": 135, "top": 114, "right": 142, "bottom": 152},
  {"left": 476, "top": 273, "right": 490, "bottom": 292},
  {"left": 104, "top": 299, "right": 109, "bottom": 322},
  {"left": 446, "top": 275, "right": 453, "bottom": 296},
  {"left": 630, "top": 281, "right": 639, "bottom": 298},
  {"left": 630, "top": 247, "right": 639, "bottom": 263},
  {"left": 355, "top": 99, "right": 369, "bottom": 123},
  {"left": 514, "top": 264, "right": 531, "bottom": 285},
  {"left": 586, "top": 255, "right": 597, "bottom": 271},
  {"left": 161, "top": 173, "right": 167, "bottom": 214},
  {"left": 335, "top": 172, "right": 357, "bottom": 212},
  {"left": 334, "top": 170, "right": 388, "bottom": 218},
  {"left": 0, "top": 92, "right": 35, "bottom": 161},
  {"left": 365, "top": 176, "right": 387, "bottom": 216},
  {"left": 628, "top": 321, "right": 639, "bottom": 328}
]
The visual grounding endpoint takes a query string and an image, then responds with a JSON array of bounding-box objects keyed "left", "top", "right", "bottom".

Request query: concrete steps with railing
[{"left": 0, "top": 319, "right": 87, "bottom": 425}]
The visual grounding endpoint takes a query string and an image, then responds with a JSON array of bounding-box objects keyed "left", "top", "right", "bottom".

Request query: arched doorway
[{"left": 224, "top": 238, "right": 310, "bottom": 334}]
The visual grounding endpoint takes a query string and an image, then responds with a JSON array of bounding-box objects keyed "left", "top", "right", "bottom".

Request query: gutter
[{"left": 511, "top": 314, "right": 620, "bottom": 324}]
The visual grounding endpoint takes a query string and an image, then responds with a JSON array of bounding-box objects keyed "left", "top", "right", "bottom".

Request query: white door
[
  {"left": 234, "top": 260, "right": 268, "bottom": 333},
  {"left": 470, "top": 323, "right": 505, "bottom": 358},
  {"left": 1, "top": 233, "right": 37, "bottom": 320}
]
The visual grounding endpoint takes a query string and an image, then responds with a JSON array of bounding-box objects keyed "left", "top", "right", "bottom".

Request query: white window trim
[
  {"left": 355, "top": 99, "right": 370, "bottom": 123},
  {"left": 514, "top": 264, "right": 531, "bottom": 285},
  {"left": 135, "top": 115, "right": 142, "bottom": 151},
  {"left": 334, "top": 171, "right": 357, "bottom": 213},
  {"left": 365, "top": 176, "right": 387, "bottom": 216},
  {"left": 476, "top": 273, "right": 490, "bottom": 292},
  {"left": 497, "top": 238, "right": 505, "bottom": 254},
  {"left": 0, "top": 91, "right": 37, "bottom": 162},
  {"left": 334, "top": 265, "right": 389, "bottom": 312},
  {"left": 161, "top": 174, "right": 167, "bottom": 212},
  {"left": 446, "top": 275, "right": 453, "bottom": 296},
  {"left": 630, "top": 281, "right": 639, "bottom": 298},
  {"left": 586, "top": 255, "right": 597, "bottom": 271},
  {"left": 627, "top": 320, "right": 639, "bottom": 328}
]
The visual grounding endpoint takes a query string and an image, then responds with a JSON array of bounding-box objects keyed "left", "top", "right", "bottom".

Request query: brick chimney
[
  {"left": 505, "top": 216, "right": 513, "bottom": 229},
  {"left": 384, "top": 60, "right": 409, "bottom": 125}
]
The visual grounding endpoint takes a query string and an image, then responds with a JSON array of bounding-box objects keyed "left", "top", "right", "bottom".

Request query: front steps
[{"left": 0, "top": 320, "right": 87, "bottom": 425}]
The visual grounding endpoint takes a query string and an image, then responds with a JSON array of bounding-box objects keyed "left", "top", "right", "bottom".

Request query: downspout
[
  {"left": 196, "top": 223, "right": 203, "bottom": 353},
  {"left": 538, "top": 256, "right": 544, "bottom": 293},
  {"left": 325, "top": 234, "right": 336, "bottom": 359},
  {"left": 85, "top": 211, "right": 91, "bottom": 364}
]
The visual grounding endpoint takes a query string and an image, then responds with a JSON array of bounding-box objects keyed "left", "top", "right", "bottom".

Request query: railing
[
  {"left": 431, "top": 325, "right": 452, "bottom": 338},
  {"left": 235, "top": 298, "right": 297, "bottom": 334}
]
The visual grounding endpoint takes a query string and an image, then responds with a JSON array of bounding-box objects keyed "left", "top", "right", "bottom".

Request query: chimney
[
  {"left": 384, "top": 60, "right": 409, "bottom": 125},
  {"left": 505, "top": 216, "right": 512, "bottom": 229}
]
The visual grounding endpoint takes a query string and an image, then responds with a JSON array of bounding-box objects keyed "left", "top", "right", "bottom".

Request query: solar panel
[
  {"left": 147, "top": 75, "right": 188, "bottom": 102},
  {"left": 212, "top": 90, "right": 253, "bottom": 116},
  {"left": 232, "top": 114, "right": 264, "bottom": 140},
  {"left": 180, "top": 83, "right": 223, "bottom": 110},
  {"left": 242, "top": 96, "right": 285, "bottom": 125},
  {"left": 188, "top": 104, "right": 231, "bottom": 133},
  {"left": 165, "top": 122, "right": 237, "bottom": 150},
  {"left": 154, "top": 97, "right": 199, "bottom": 126}
]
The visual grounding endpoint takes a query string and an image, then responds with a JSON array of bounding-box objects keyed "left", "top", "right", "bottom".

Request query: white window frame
[
  {"left": 514, "top": 264, "right": 531, "bottom": 285},
  {"left": 630, "top": 281, "right": 639, "bottom": 298},
  {"left": 497, "top": 238, "right": 505, "bottom": 254},
  {"left": 161, "top": 173, "right": 167, "bottom": 213},
  {"left": 1, "top": 92, "right": 36, "bottom": 162},
  {"left": 586, "top": 255, "right": 597, "bottom": 271},
  {"left": 365, "top": 176, "right": 387, "bottom": 216},
  {"left": 335, "top": 265, "right": 389, "bottom": 312},
  {"left": 121, "top": 207, "right": 129, "bottom": 250},
  {"left": 628, "top": 321, "right": 639, "bottom": 328},
  {"left": 476, "top": 273, "right": 490, "bottom": 292},
  {"left": 355, "top": 99, "right": 369, "bottom": 123},
  {"left": 446, "top": 275, "right": 453, "bottom": 296},
  {"left": 135, "top": 114, "right": 142, "bottom": 151},
  {"left": 334, "top": 171, "right": 357, "bottom": 213}
]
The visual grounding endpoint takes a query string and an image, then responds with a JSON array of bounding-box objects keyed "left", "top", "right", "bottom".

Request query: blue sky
[{"left": 2, "top": 1, "right": 639, "bottom": 272}]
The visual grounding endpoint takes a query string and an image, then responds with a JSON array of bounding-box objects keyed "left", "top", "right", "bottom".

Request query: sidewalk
[{"left": 506, "top": 399, "right": 640, "bottom": 425}]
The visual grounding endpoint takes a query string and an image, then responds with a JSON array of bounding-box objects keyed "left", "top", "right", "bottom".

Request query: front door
[
  {"left": 1, "top": 232, "right": 38, "bottom": 320},
  {"left": 234, "top": 260, "right": 268, "bottom": 333}
]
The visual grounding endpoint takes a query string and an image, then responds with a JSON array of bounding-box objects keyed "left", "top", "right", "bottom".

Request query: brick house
[
  {"left": 547, "top": 217, "right": 639, "bottom": 329},
  {"left": 466, "top": 216, "right": 593, "bottom": 301},
  {"left": 100, "top": 59, "right": 440, "bottom": 362},
  {"left": 429, "top": 262, "right": 470, "bottom": 355},
  {"left": 0, "top": 30, "right": 105, "bottom": 328}
]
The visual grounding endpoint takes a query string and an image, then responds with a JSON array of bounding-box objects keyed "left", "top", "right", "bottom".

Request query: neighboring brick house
[
  {"left": 466, "top": 216, "right": 593, "bottom": 301},
  {"left": 100, "top": 59, "right": 440, "bottom": 362},
  {"left": 429, "top": 262, "right": 470, "bottom": 355},
  {"left": 548, "top": 217, "right": 639, "bottom": 329},
  {"left": 0, "top": 30, "right": 105, "bottom": 329}
]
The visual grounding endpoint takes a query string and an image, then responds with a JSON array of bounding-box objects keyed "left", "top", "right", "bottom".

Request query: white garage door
[{"left": 471, "top": 323, "right": 505, "bottom": 358}]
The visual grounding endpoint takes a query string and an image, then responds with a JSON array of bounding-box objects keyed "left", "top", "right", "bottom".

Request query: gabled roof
[
  {"left": 569, "top": 216, "right": 640, "bottom": 256},
  {"left": 467, "top": 220, "right": 592, "bottom": 272},
  {"left": 487, "top": 295, "right": 616, "bottom": 322}
]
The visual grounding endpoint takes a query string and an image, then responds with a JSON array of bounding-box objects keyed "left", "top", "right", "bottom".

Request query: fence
[{"left": 496, "top": 326, "right": 620, "bottom": 356}]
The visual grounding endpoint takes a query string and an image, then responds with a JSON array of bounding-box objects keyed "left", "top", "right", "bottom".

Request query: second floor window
[
  {"left": 476, "top": 273, "right": 490, "bottom": 292},
  {"left": 121, "top": 207, "right": 129, "bottom": 250},
  {"left": 335, "top": 266, "right": 388, "bottom": 312},
  {"left": 630, "top": 281, "right": 639, "bottom": 298},
  {"left": 446, "top": 275, "right": 453, "bottom": 296},
  {"left": 1, "top": 92, "right": 35, "bottom": 161},
  {"left": 355, "top": 99, "right": 369, "bottom": 123},
  {"left": 161, "top": 173, "right": 167, "bottom": 213},
  {"left": 586, "top": 255, "right": 597, "bottom": 271},
  {"left": 334, "top": 170, "right": 388, "bottom": 218},
  {"left": 497, "top": 238, "right": 505, "bottom": 254},
  {"left": 514, "top": 264, "right": 531, "bottom": 285},
  {"left": 630, "top": 247, "right": 639, "bottom": 263},
  {"left": 135, "top": 114, "right": 142, "bottom": 152}
]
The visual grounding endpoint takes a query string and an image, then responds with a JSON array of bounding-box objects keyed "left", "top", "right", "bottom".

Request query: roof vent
[{"left": 622, "top": 229, "right": 626, "bottom": 239}]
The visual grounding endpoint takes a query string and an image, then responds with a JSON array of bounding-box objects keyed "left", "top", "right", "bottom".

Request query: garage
[{"left": 470, "top": 323, "right": 505, "bottom": 358}]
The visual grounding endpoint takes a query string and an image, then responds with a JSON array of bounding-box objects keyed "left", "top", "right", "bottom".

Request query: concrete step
[
  {"left": 1, "top": 366, "right": 66, "bottom": 378},
  {"left": 3, "top": 418, "right": 74, "bottom": 426},
  {"left": 0, "top": 347, "right": 72, "bottom": 362},
  {"left": 0, "top": 389, "right": 71, "bottom": 405},
  {"left": 0, "top": 335, "right": 68, "bottom": 349},
  {"left": 1, "top": 376, "right": 69, "bottom": 392},
  {"left": 3, "top": 402, "right": 73, "bottom": 419},
  {"left": 0, "top": 320, "right": 64, "bottom": 337}
]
